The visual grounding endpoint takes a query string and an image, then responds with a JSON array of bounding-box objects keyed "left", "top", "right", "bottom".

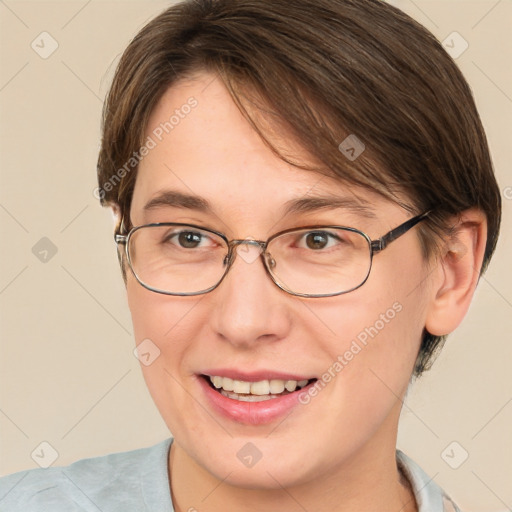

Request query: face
[{"left": 126, "top": 72, "right": 432, "bottom": 489}]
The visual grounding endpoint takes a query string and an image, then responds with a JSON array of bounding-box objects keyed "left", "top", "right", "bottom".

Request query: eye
[
  {"left": 177, "top": 231, "right": 203, "bottom": 249},
  {"left": 298, "top": 230, "right": 344, "bottom": 250},
  {"left": 164, "top": 229, "right": 216, "bottom": 249}
]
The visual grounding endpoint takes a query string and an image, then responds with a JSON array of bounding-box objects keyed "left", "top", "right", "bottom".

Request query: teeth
[
  {"left": 284, "top": 380, "right": 297, "bottom": 392},
  {"left": 208, "top": 376, "right": 310, "bottom": 396},
  {"left": 251, "top": 380, "right": 271, "bottom": 395},
  {"left": 221, "top": 390, "right": 279, "bottom": 402},
  {"left": 270, "top": 379, "right": 286, "bottom": 394},
  {"left": 222, "top": 377, "right": 234, "bottom": 392},
  {"left": 232, "top": 380, "right": 251, "bottom": 394}
]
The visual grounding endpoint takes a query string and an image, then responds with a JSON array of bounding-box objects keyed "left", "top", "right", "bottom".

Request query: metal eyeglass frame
[{"left": 114, "top": 211, "right": 431, "bottom": 298}]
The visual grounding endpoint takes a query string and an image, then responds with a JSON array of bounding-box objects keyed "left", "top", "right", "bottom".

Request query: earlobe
[{"left": 425, "top": 209, "right": 487, "bottom": 336}]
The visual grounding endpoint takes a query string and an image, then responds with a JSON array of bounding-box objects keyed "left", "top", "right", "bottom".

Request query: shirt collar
[{"left": 396, "top": 450, "right": 461, "bottom": 512}]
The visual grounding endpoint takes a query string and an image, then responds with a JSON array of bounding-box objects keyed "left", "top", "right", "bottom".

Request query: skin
[{"left": 122, "top": 72, "right": 487, "bottom": 512}]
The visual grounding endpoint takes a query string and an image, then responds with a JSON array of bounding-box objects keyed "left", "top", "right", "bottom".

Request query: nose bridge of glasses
[
  {"left": 230, "top": 239, "right": 266, "bottom": 249},
  {"left": 225, "top": 238, "right": 268, "bottom": 266}
]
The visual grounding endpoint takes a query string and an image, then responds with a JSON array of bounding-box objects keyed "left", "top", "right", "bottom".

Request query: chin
[
  {"left": 208, "top": 459, "right": 312, "bottom": 491},
  {"left": 189, "top": 435, "right": 321, "bottom": 490}
]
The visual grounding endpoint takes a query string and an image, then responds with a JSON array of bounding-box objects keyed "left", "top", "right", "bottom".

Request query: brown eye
[
  {"left": 305, "top": 232, "right": 329, "bottom": 250},
  {"left": 177, "top": 231, "right": 202, "bottom": 248}
]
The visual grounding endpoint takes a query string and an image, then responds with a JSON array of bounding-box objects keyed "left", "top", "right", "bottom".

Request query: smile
[
  {"left": 208, "top": 375, "right": 312, "bottom": 402},
  {"left": 198, "top": 370, "right": 318, "bottom": 424}
]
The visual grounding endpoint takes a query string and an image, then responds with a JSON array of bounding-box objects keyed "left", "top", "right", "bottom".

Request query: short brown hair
[{"left": 97, "top": 0, "right": 501, "bottom": 376}]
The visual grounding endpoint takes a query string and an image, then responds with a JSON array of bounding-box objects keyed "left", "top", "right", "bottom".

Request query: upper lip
[{"left": 201, "top": 369, "right": 315, "bottom": 382}]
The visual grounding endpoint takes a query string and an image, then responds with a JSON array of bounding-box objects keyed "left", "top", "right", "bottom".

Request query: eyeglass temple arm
[
  {"left": 370, "top": 211, "right": 431, "bottom": 253},
  {"left": 114, "top": 216, "right": 130, "bottom": 245}
]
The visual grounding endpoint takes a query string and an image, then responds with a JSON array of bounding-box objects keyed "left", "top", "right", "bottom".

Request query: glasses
[{"left": 114, "top": 212, "right": 430, "bottom": 298}]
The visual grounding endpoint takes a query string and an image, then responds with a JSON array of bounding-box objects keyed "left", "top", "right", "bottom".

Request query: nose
[{"left": 210, "top": 242, "right": 292, "bottom": 348}]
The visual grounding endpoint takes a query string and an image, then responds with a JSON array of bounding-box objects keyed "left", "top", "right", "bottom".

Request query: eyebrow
[
  {"left": 144, "top": 190, "right": 211, "bottom": 212},
  {"left": 143, "top": 190, "right": 376, "bottom": 219},
  {"left": 282, "top": 194, "right": 377, "bottom": 219}
]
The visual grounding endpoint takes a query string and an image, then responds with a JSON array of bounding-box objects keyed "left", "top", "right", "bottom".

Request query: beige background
[{"left": 0, "top": 1, "right": 511, "bottom": 510}]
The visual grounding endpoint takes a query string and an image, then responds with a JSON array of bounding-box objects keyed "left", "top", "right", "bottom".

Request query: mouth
[{"left": 201, "top": 374, "right": 317, "bottom": 402}]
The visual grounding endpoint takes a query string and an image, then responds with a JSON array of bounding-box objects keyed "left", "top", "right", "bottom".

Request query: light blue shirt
[{"left": 0, "top": 438, "right": 461, "bottom": 511}]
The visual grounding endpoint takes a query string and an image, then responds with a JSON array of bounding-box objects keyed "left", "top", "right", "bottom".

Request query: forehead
[{"left": 130, "top": 72, "right": 395, "bottom": 229}]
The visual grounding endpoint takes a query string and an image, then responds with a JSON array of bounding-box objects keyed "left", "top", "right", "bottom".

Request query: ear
[{"left": 425, "top": 208, "right": 487, "bottom": 336}]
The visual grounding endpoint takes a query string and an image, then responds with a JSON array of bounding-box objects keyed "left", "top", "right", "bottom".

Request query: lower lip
[{"left": 198, "top": 376, "right": 315, "bottom": 425}]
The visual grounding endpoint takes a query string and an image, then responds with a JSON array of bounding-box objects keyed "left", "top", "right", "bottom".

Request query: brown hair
[{"left": 97, "top": 0, "right": 501, "bottom": 376}]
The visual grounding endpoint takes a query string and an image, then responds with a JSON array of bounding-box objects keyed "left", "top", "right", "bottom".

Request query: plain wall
[{"left": 0, "top": 1, "right": 511, "bottom": 510}]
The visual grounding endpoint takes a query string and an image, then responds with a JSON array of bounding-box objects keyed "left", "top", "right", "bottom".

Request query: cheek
[
  {"left": 303, "top": 262, "right": 427, "bottom": 424},
  {"left": 311, "top": 276, "right": 424, "bottom": 368},
  {"left": 127, "top": 276, "right": 202, "bottom": 344},
  {"left": 335, "top": 299, "right": 421, "bottom": 411},
  {"left": 126, "top": 279, "right": 202, "bottom": 421}
]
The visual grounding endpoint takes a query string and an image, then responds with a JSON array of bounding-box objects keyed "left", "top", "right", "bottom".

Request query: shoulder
[
  {"left": 397, "top": 450, "right": 462, "bottom": 512},
  {"left": 0, "top": 438, "right": 174, "bottom": 512}
]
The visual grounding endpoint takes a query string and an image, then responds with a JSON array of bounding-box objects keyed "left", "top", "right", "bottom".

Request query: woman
[{"left": 0, "top": 0, "right": 501, "bottom": 510}]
